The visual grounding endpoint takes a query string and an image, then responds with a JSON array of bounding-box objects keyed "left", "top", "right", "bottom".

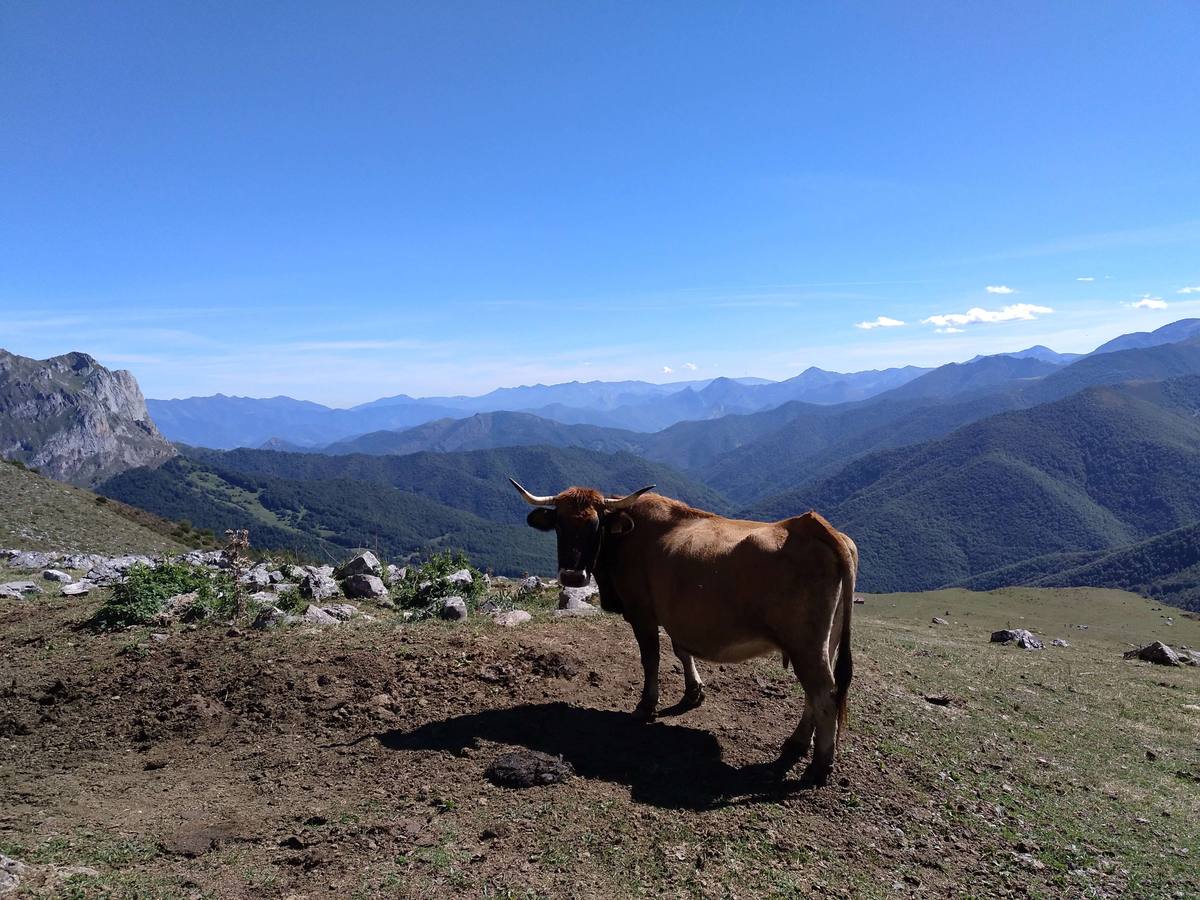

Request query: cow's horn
[
  {"left": 602, "top": 484, "right": 655, "bottom": 510},
  {"left": 510, "top": 477, "right": 556, "bottom": 507}
]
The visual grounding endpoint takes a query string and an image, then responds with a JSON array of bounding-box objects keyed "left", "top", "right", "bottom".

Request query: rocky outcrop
[{"left": 0, "top": 349, "right": 176, "bottom": 486}]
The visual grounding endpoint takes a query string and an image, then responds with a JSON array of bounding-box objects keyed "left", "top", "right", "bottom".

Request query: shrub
[
  {"left": 89, "top": 562, "right": 236, "bottom": 630},
  {"left": 392, "top": 550, "right": 485, "bottom": 620}
]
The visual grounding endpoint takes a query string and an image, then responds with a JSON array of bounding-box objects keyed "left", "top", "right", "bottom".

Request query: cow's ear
[
  {"left": 605, "top": 511, "right": 635, "bottom": 535},
  {"left": 526, "top": 508, "right": 557, "bottom": 531}
]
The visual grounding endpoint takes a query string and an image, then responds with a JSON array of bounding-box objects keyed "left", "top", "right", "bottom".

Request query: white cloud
[
  {"left": 662, "top": 365, "right": 674, "bottom": 374},
  {"left": 1178, "top": 285, "right": 1200, "bottom": 295},
  {"left": 1076, "top": 276, "right": 1095, "bottom": 282},
  {"left": 985, "top": 285, "right": 1015, "bottom": 294},
  {"left": 683, "top": 362, "right": 698, "bottom": 371},
  {"left": 854, "top": 315, "right": 906, "bottom": 330},
  {"left": 922, "top": 303, "right": 1054, "bottom": 329},
  {"left": 935, "top": 327, "right": 965, "bottom": 334},
  {"left": 1128, "top": 295, "right": 1168, "bottom": 310}
]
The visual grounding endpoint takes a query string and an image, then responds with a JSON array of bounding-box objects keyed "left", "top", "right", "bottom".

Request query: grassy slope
[
  {"left": 0, "top": 585, "right": 1196, "bottom": 898},
  {"left": 0, "top": 461, "right": 189, "bottom": 556}
]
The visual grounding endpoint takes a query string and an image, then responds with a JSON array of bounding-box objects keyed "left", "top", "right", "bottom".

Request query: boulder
[
  {"left": 248, "top": 590, "right": 278, "bottom": 606},
  {"left": 558, "top": 582, "right": 599, "bottom": 610},
  {"left": 0, "top": 586, "right": 23, "bottom": 600},
  {"left": 156, "top": 592, "right": 199, "bottom": 623},
  {"left": 60, "top": 581, "right": 94, "bottom": 596},
  {"left": 253, "top": 606, "right": 295, "bottom": 629},
  {"left": 268, "top": 570, "right": 285, "bottom": 584},
  {"left": 8, "top": 551, "right": 53, "bottom": 570},
  {"left": 1051, "top": 639, "right": 1070, "bottom": 647},
  {"left": 1, "top": 852, "right": 28, "bottom": 893},
  {"left": 439, "top": 596, "right": 468, "bottom": 621},
  {"left": 342, "top": 574, "right": 388, "bottom": 600},
  {"left": 301, "top": 604, "right": 340, "bottom": 626},
  {"left": 321, "top": 603, "right": 359, "bottom": 621},
  {"left": 485, "top": 750, "right": 573, "bottom": 788},
  {"left": 384, "top": 564, "right": 406, "bottom": 585},
  {"left": 931, "top": 616, "right": 949, "bottom": 625},
  {"left": 300, "top": 572, "right": 340, "bottom": 602},
  {"left": 240, "top": 567, "right": 272, "bottom": 588},
  {"left": 0, "top": 581, "right": 42, "bottom": 596},
  {"left": 42, "top": 569, "right": 73, "bottom": 584},
  {"left": 84, "top": 563, "right": 121, "bottom": 585},
  {"left": 990, "top": 628, "right": 1043, "bottom": 650},
  {"left": 554, "top": 606, "right": 600, "bottom": 619},
  {"left": 444, "top": 568, "right": 474, "bottom": 588},
  {"left": 336, "top": 551, "right": 381, "bottom": 579},
  {"left": 1123, "top": 641, "right": 1181, "bottom": 666},
  {"left": 493, "top": 609, "right": 532, "bottom": 627},
  {"left": 518, "top": 576, "right": 544, "bottom": 593}
]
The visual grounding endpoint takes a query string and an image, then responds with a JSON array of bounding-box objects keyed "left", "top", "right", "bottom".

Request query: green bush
[
  {"left": 89, "top": 562, "right": 236, "bottom": 630},
  {"left": 392, "top": 550, "right": 485, "bottom": 619}
]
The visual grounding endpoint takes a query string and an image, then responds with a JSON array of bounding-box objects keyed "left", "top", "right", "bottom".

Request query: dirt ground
[{"left": 2, "top": 585, "right": 1198, "bottom": 899}]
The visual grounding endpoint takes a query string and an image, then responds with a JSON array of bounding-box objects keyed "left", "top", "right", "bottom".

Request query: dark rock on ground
[
  {"left": 485, "top": 750, "right": 574, "bottom": 788},
  {"left": 990, "top": 628, "right": 1044, "bottom": 650},
  {"left": 1123, "top": 641, "right": 1181, "bottom": 666}
]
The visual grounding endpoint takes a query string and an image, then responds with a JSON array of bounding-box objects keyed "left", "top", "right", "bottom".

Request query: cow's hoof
[
  {"left": 800, "top": 762, "right": 832, "bottom": 787},
  {"left": 683, "top": 685, "right": 705, "bottom": 709},
  {"left": 631, "top": 704, "right": 657, "bottom": 723}
]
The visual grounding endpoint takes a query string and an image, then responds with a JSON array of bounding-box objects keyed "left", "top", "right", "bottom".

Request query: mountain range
[{"left": 5, "top": 317, "right": 1200, "bottom": 607}]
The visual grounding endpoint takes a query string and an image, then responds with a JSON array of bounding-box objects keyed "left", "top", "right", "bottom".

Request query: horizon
[{"left": 4, "top": 3, "right": 1199, "bottom": 405}]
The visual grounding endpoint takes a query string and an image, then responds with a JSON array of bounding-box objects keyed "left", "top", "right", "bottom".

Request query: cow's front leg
[
  {"left": 671, "top": 641, "right": 705, "bottom": 710},
  {"left": 630, "top": 620, "right": 660, "bottom": 722}
]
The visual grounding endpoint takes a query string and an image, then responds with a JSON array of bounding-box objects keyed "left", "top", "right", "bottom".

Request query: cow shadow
[{"left": 377, "top": 702, "right": 802, "bottom": 810}]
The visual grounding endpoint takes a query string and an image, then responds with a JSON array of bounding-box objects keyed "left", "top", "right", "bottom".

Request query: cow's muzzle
[{"left": 558, "top": 568, "right": 589, "bottom": 588}]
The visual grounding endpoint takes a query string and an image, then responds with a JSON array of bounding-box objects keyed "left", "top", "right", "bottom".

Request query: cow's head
[{"left": 510, "top": 478, "right": 655, "bottom": 587}]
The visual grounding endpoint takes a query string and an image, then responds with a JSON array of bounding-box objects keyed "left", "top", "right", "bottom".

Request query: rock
[
  {"left": 558, "top": 582, "right": 599, "bottom": 610},
  {"left": 84, "top": 563, "right": 121, "bottom": 584},
  {"left": 149, "top": 632, "right": 169, "bottom": 643},
  {"left": 485, "top": 750, "right": 574, "bottom": 788},
  {"left": 300, "top": 571, "right": 340, "bottom": 602},
  {"left": 518, "top": 576, "right": 544, "bottom": 593},
  {"left": 0, "top": 581, "right": 42, "bottom": 596},
  {"left": 60, "top": 581, "right": 94, "bottom": 596},
  {"left": 336, "top": 551, "right": 382, "bottom": 579},
  {"left": 493, "top": 609, "right": 532, "bottom": 627},
  {"left": 248, "top": 590, "right": 278, "bottom": 606},
  {"left": 852, "top": 594, "right": 866, "bottom": 605},
  {"left": 0, "top": 852, "right": 28, "bottom": 894},
  {"left": 321, "top": 603, "right": 359, "bottom": 621},
  {"left": 931, "top": 616, "right": 949, "bottom": 625},
  {"left": 42, "top": 569, "right": 73, "bottom": 583},
  {"left": 268, "top": 570, "right": 285, "bottom": 584},
  {"left": 342, "top": 573, "right": 388, "bottom": 600},
  {"left": 1051, "top": 639, "right": 1070, "bottom": 647},
  {"left": 253, "top": 606, "right": 295, "bottom": 629},
  {"left": 439, "top": 596, "right": 468, "bottom": 621},
  {"left": 990, "top": 628, "right": 1044, "bottom": 650},
  {"left": 384, "top": 564, "right": 406, "bottom": 585},
  {"left": 1123, "top": 641, "right": 1181, "bottom": 666},
  {"left": 156, "top": 591, "right": 198, "bottom": 623},
  {"left": 553, "top": 606, "right": 600, "bottom": 619},
  {"left": 444, "top": 568, "right": 474, "bottom": 587},
  {"left": 240, "top": 567, "right": 272, "bottom": 588},
  {"left": 301, "top": 604, "right": 340, "bottom": 626},
  {"left": 8, "top": 551, "right": 53, "bottom": 570},
  {"left": 1178, "top": 649, "right": 1200, "bottom": 667}
]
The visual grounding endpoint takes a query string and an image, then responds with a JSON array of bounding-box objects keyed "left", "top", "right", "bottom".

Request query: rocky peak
[{"left": 0, "top": 348, "right": 176, "bottom": 487}]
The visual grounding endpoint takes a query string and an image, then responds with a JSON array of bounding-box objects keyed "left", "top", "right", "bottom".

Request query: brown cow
[{"left": 511, "top": 479, "right": 857, "bottom": 784}]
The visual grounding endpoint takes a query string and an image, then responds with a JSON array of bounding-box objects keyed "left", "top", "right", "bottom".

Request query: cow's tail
[{"left": 833, "top": 554, "right": 854, "bottom": 736}]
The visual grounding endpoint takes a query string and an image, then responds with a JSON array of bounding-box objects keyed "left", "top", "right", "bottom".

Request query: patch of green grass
[{"left": 393, "top": 550, "right": 486, "bottom": 619}]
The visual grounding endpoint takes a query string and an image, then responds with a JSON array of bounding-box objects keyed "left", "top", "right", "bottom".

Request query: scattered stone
[
  {"left": 336, "top": 551, "right": 382, "bottom": 579},
  {"left": 341, "top": 573, "right": 388, "bottom": 600},
  {"left": 8, "top": 551, "right": 52, "bottom": 570},
  {"left": 493, "top": 609, "right": 532, "bottom": 627},
  {"left": 149, "top": 632, "right": 169, "bottom": 643},
  {"left": 240, "top": 567, "right": 272, "bottom": 588},
  {"left": 60, "top": 581, "right": 94, "bottom": 596},
  {"left": 1176, "top": 648, "right": 1200, "bottom": 667},
  {"left": 248, "top": 591, "right": 278, "bottom": 606},
  {"left": 301, "top": 604, "right": 339, "bottom": 626},
  {"left": 553, "top": 606, "right": 601, "bottom": 619},
  {"left": 931, "top": 616, "right": 949, "bottom": 625},
  {"left": 484, "top": 750, "right": 574, "bottom": 788},
  {"left": 156, "top": 591, "right": 198, "bottom": 623},
  {"left": 990, "top": 628, "right": 1044, "bottom": 650},
  {"left": 1051, "top": 639, "right": 1070, "bottom": 647},
  {"left": 518, "top": 576, "right": 544, "bottom": 593},
  {"left": 0, "top": 581, "right": 42, "bottom": 596},
  {"left": 852, "top": 595, "right": 866, "bottom": 604},
  {"left": 42, "top": 569, "right": 73, "bottom": 583},
  {"left": 0, "top": 853, "right": 28, "bottom": 894},
  {"left": 384, "top": 564, "right": 406, "bottom": 584},
  {"left": 559, "top": 582, "right": 599, "bottom": 610},
  {"left": 300, "top": 571, "right": 340, "bottom": 602},
  {"left": 439, "top": 596, "right": 468, "bottom": 621},
  {"left": 1124, "top": 641, "right": 1181, "bottom": 666},
  {"left": 252, "top": 606, "right": 295, "bottom": 629},
  {"left": 321, "top": 603, "right": 359, "bottom": 621},
  {"left": 444, "top": 568, "right": 474, "bottom": 587}
]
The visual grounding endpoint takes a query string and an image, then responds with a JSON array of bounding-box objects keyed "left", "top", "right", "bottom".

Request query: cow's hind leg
[
  {"left": 628, "top": 618, "right": 660, "bottom": 722},
  {"left": 671, "top": 641, "right": 705, "bottom": 711},
  {"left": 777, "top": 660, "right": 837, "bottom": 785}
]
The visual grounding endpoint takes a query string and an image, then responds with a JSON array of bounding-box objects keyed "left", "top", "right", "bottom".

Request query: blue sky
[{"left": 2, "top": 2, "right": 1198, "bottom": 405}]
